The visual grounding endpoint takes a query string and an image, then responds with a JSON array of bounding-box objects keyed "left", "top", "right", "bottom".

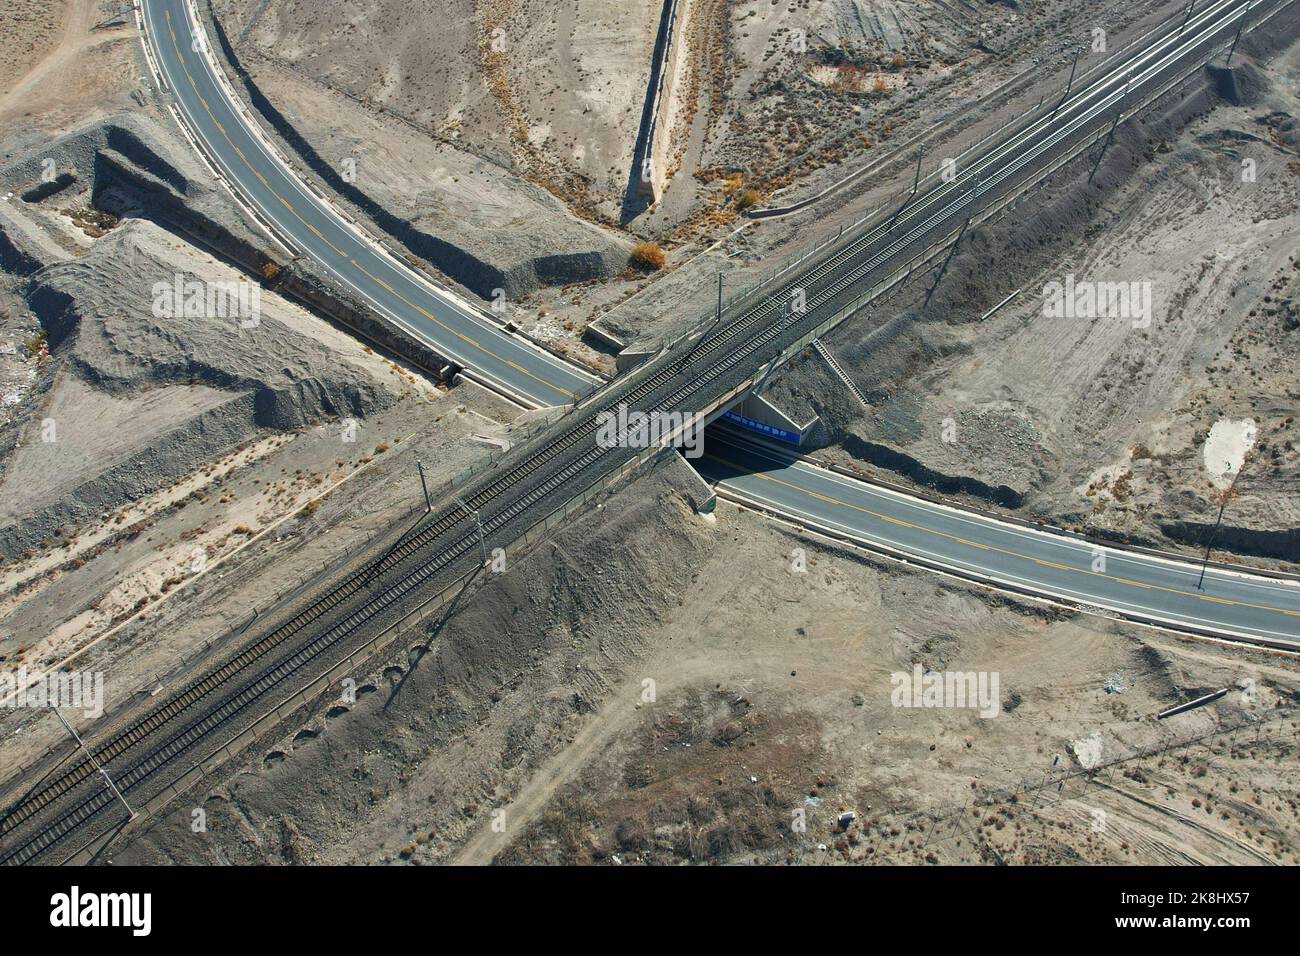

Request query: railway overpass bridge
[{"left": 2, "top": 0, "right": 1295, "bottom": 865}]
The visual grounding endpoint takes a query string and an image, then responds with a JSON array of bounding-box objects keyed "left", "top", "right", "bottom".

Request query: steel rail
[{"left": 0, "top": 0, "right": 1270, "bottom": 865}]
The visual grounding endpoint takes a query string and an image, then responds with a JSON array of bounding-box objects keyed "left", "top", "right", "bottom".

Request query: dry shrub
[{"left": 630, "top": 241, "right": 667, "bottom": 271}]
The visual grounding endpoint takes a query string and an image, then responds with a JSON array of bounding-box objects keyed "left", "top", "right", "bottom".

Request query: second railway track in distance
[{"left": 0, "top": 0, "right": 1277, "bottom": 866}]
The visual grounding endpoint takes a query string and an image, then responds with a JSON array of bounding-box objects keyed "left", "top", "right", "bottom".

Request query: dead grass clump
[{"left": 630, "top": 242, "right": 667, "bottom": 271}]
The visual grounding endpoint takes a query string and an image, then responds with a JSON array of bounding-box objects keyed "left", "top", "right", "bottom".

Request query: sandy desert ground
[
  {"left": 765, "top": 22, "right": 1300, "bottom": 570},
  {"left": 108, "top": 458, "right": 1300, "bottom": 866},
  {"left": 0, "top": 0, "right": 1295, "bottom": 866}
]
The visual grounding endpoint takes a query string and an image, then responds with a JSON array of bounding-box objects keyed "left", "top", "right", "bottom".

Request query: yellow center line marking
[
  {"left": 705, "top": 451, "right": 1300, "bottom": 622},
  {"left": 349, "top": 261, "right": 576, "bottom": 399},
  {"left": 1115, "top": 578, "right": 1152, "bottom": 589},
  {"left": 163, "top": 7, "right": 577, "bottom": 404},
  {"left": 167, "top": 16, "right": 353, "bottom": 259}
]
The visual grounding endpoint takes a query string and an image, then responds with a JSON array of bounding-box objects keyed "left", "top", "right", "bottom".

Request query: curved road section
[
  {"left": 140, "top": 0, "right": 595, "bottom": 408},
  {"left": 701, "top": 431, "right": 1300, "bottom": 650}
]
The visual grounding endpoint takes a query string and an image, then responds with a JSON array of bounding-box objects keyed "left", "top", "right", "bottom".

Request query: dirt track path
[
  {"left": 451, "top": 671, "right": 644, "bottom": 865},
  {"left": 449, "top": 531, "right": 765, "bottom": 865},
  {"left": 0, "top": 0, "right": 132, "bottom": 127}
]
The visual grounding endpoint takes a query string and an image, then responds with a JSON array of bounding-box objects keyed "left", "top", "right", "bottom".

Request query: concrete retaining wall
[
  {"left": 277, "top": 260, "right": 456, "bottom": 382},
  {"left": 633, "top": 0, "right": 687, "bottom": 204}
]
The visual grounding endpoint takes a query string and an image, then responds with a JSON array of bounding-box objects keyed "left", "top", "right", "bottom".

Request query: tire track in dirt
[{"left": 0, "top": 0, "right": 132, "bottom": 127}]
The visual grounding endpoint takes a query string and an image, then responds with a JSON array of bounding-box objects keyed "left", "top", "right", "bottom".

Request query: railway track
[{"left": 0, "top": 0, "right": 1277, "bottom": 864}]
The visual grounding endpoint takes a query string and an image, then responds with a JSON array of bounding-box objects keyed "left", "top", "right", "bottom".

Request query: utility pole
[
  {"left": 1222, "top": 14, "right": 1242, "bottom": 66},
  {"left": 888, "top": 145, "right": 929, "bottom": 231},
  {"left": 56, "top": 708, "right": 136, "bottom": 820},
  {"left": 1090, "top": 74, "right": 1132, "bottom": 184},
  {"left": 687, "top": 273, "right": 726, "bottom": 360},
  {"left": 416, "top": 460, "right": 431, "bottom": 513},
  {"left": 924, "top": 217, "right": 971, "bottom": 307},
  {"left": 456, "top": 496, "right": 487, "bottom": 566},
  {"left": 1052, "top": 50, "right": 1080, "bottom": 120},
  {"left": 1197, "top": 470, "right": 1242, "bottom": 590},
  {"left": 1181, "top": 1, "right": 1195, "bottom": 33},
  {"left": 752, "top": 355, "right": 778, "bottom": 397},
  {"left": 752, "top": 300, "right": 796, "bottom": 393}
]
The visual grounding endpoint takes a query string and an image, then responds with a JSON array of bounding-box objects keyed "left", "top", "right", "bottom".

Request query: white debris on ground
[
  {"left": 0, "top": 320, "right": 46, "bottom": 416},
  {"left": 1203, "top": 417, "right": 1258, "bottom": 490},
  {"left": 1071, "top": 731, "right": 1105, "bottom": 770}
]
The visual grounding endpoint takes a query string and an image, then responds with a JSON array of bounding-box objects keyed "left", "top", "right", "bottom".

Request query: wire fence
[
  {"left": 682, "top": 0, "right": 1271, "bottom": 357},
  {"left": 851, "top": 704, "right": 1297, "bottom": 858},
  {"left": 32, "top": 439, "right": 682, "bottom": 862}
]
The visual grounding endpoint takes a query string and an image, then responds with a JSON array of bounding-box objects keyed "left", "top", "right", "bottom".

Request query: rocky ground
[
  {"left": 195, "top": 0, "right": 635, "bottom": 372},
  {"left": 107, "top": 456, "right": 1300, "bottom": 866},
  {"left": 559, "top": 0, "right": 1205, "bottom": 354},
  {"left": 0, "top": 1, "right": 140, "bottom": 152},
  {"left": 763, "top": 17, "right": 1300, "bottom": 568},
  {"left": 0, "top": 41, "right": 524, "bottom": 777},
  {"left": 197, "top": 0, "right": 1195, "bottom": 362},
  {"left": 210, "top": 0, "right": 659, "bottom": 224},
  {"left": 0, "top": 377, "right": 526, "bottom": 788},
  {"left": 0, "top": 0, "right": 1296, "bottom": 869}
]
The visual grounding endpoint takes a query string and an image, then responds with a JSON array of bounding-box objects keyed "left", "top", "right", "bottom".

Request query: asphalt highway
[
  {"left": 141, "top": 0, "right": 596, "bottom": 408},
  {"left": 2, "top": 0, "right": 1288, "bottom": 868},
  {"left": 140, "top": 0, "right": 1298, "bottom": 653},
  {"left": 700, "top": 430, "right": 1300, "bottom": 650},
  {"left": 145, "top": 0, "right": 1300, "bottom": 653}
]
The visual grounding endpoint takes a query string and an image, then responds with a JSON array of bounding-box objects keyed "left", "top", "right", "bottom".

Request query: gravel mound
[{"left": 0, "top": 220, "right": 397, "bottom": 559}]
